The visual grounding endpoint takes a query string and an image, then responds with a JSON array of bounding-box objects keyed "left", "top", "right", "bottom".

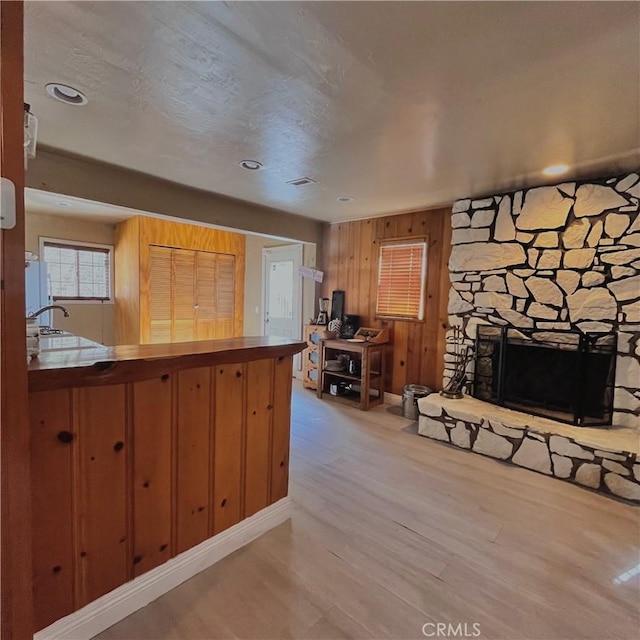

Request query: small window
[
  {"left": 376, "top": 240, "right": 427, "bottom": 320},
  {"left": 41, "top": 239, "right": 113, "bottom": 302}
]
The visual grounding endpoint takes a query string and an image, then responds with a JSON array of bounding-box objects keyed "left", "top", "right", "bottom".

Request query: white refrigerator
[{"left": 25, "top": 257, "right": 51, "bottom": 326}]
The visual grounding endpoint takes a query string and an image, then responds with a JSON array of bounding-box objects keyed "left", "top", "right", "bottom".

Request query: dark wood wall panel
[
  {"left": 244, "top": 359, "right": 274, "bottom": 518},
  {"left": 132, "top": 377, "right": 173, "bottom": 576},
  {"left": 322, "top": 208, "right": 452, "bottom": 395},
  {"left": 30, "top": 350, "right": 298, "bottom": 632},
  {"left": 74, "top": 385, "right": 128, "bottom": 606},
  {"left": 175, "top": 367, "right": 212, "bottom": 554},
  {"left": 271, "top": 355, "right": 294, "bottom": 502},
  {"left": 213, "top": 363, "right": 246, "bottom": 534},
  {"left": 30, "top": 389, "right": 75, "bottom": 631}
]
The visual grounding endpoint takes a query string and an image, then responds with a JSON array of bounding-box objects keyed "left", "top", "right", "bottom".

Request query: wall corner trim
[{"left": 34, "top": 498, "right": 292, "bottom": 640}]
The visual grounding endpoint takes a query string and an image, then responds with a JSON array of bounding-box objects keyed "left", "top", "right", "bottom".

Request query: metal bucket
[{"left": 402, "top": 384, "right": 432, "bottom": 420}]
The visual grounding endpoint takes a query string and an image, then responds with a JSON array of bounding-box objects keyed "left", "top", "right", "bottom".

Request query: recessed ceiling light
[
  {"left": 238, "top": 160, "right": 263, "bottom": 171},
  {"left": 45, "top": 83, "right": 88, "bottom": 106},
  {"left": 542, "top": 164, "right": 569, "bottom": 177},
  {"left": 337, "top": 196, "right": 353, "bottom": 203}
]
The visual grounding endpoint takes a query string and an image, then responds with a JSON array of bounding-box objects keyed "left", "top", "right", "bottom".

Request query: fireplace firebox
[{"left": 473, "top": 326, "right": 617, "bottom": 426}]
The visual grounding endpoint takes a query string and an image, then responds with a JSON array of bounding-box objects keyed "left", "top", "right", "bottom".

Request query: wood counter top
[{"left": 28, "top": 336, "right": 305, "bottom": 392}]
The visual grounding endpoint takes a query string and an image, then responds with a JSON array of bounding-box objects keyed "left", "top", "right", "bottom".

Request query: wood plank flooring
[{"left": 98, "top": 383, "right": 640, "bottom": 640}]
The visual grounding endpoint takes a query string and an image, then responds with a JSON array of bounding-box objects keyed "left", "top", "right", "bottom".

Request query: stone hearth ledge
[{"left": 417, "top": 394, "right": 640, "bottom": 504}]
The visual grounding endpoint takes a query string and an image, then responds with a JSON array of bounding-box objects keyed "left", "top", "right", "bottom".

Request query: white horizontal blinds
[
  {"left": 376, "top": 241, "right": 427, "bottom": 320},
  {"left": 43, "top": 241, "right": 111, "bottom": 301}
]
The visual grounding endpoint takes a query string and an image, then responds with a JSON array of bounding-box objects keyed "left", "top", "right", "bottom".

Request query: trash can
[{"left": 402, "top": 384, "right": 432, "bottom": 420}]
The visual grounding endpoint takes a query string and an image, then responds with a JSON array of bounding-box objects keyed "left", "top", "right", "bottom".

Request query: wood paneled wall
[
  {"left": 0, "top": 2, "right": 36, "bottom": 637},
  {"left": 30, "top": 355, "right": 293, "bottom": 632},
  {"left": 115, "top": 216, "right": 246, "bottom": 345},
  {"left": 322, "top": 207, "right": 452, "bottom": 395}
]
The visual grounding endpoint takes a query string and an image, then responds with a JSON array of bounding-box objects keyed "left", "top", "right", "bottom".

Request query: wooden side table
[{"left": 317, "top": 339, "right": 386, "bottom": 410}]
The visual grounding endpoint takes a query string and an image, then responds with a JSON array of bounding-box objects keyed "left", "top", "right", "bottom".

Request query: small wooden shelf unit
[{"left": 317, "top": 339, "right": 386, "bottom": 411}]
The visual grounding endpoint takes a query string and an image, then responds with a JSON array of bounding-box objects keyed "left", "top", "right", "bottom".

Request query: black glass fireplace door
[{"left": 474, "top": 327, "right": 616, "bottom": 426}]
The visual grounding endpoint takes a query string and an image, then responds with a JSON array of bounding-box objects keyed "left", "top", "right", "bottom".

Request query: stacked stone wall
[{"left": 446, "top": 173, "right": 640, "bottom": 428}]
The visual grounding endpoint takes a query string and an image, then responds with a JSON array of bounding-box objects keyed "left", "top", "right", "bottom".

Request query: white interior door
[{"left": 262, "top": 245, "right": 302, "bottom": 344}]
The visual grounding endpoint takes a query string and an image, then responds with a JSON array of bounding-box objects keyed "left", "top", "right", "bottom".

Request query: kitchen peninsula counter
[
  {"left": 28, "top": 335, "right": 305, "bottom": 391},
  {"left": 28, "top": 336, "right": 305, "bottom": 632}
]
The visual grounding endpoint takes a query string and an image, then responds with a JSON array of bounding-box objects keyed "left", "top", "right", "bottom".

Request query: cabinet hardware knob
[
  {"left": 57, "top": 430, "right": 74, "bottom": 444},
  {"left": 114, "top": 441, "right": 124, "bottom": 452},
  {"left": 221, "top": 498, "right": 227, "bottom": 507}
]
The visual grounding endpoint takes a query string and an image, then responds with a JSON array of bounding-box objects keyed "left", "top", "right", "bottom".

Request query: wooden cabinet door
[
  {"left": 214, "top": 253, "right": 236, "bottom": 338},
  {"left": 195, "top": 251, "right": 236, "bottom": 340},
  {"left": 171, "top": 249, "right": 196, "bottom": 342},
  {"left": 194, "top": 251, "right": 217, "bottom": 341},
  {"left": 148, "top": 245, "right": 172, "bottom": 344},
  {"left": 147, "top": 247, "right": 236, "bottom": 344}
]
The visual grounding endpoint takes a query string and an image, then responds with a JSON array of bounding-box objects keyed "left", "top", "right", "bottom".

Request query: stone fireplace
[
  {"left": 445, "top": 173, "right": 640, "bottom": 429},
  {"left": 417, "top": 172, "right": 640, "bottom": 503}
]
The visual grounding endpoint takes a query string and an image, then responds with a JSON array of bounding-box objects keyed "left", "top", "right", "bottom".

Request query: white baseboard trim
[
  {"left": 386, "top": 391, "right": 402, "bottom": 406},
  {"left": 35, "top": 497, "right": 292, "bottom": 640}
]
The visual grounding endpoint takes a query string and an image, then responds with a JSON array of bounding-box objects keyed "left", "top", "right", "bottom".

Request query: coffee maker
[{"left": 316, "top": 298, "right": 330, "bottom": 325}]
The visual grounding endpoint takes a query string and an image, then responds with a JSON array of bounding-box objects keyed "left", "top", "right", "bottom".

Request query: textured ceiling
[{"left": 24, "top": 1, "right": 640, "bottom": 223}]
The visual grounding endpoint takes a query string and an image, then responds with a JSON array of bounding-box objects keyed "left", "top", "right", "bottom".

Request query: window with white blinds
[
  {"left": 376, "top": 240, "right": 427, "bottom": 320},
  {"left": 41, "top": 239, "right": 113, "bottom": 301}
]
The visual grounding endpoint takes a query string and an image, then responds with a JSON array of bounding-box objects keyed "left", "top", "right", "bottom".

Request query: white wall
[
  {"left": 25, "top": 212, "right": 116, "bottom": 345},
  {"left": 243, "top": 235, "right": 317, "bottom": 375}
]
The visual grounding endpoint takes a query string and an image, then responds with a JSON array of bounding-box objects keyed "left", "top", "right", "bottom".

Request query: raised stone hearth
[
  {"left": 417, "top": 395, "right": 640, "bottom": 503},
  {"left": 446, "top": 172, "right": 640, "bottom": 429}
]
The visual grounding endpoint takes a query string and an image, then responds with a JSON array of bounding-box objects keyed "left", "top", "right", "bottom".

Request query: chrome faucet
[{"left": 29, "top": 305, "right": 70, "bottom": 318}]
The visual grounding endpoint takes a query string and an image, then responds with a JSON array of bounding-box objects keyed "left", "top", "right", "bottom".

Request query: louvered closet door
[
  {"left": 172, "top": 249, "right": 196, "bottom": 342},
  {"left": 148, "top": 246, "right": 172, "bottom": 344},
  {"left": 194, "top": 251, "right": 217, "bottom": 341},
  {"left": 214, "top": 253, "right": 236, "bottom": 338}
]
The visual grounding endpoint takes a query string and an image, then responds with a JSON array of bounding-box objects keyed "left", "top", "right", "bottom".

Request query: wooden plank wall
[
  {"left": 322, "top": 207, "right": 452, "bottom": 395},
  {"left": 29, "top": 355, "right": 294, "bottom": 632},
  {"left": 0, "top": 1, "right": 36, "bottom": 637}
]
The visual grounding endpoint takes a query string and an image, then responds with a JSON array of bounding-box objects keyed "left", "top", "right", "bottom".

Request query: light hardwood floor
[{"left": 99, "top": 382, "right": 640, "bottom": 640}]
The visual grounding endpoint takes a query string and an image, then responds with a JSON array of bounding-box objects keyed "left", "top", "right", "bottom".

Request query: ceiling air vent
[{"left": 286, "top": 177, "right": 316, "bottom": 187}]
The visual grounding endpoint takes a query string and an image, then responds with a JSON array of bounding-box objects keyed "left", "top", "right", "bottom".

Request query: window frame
[
  {"left": 375, "top": 236, "right": 428, "bottom": 322},
  {"left": 39, "top": 236, "right": 115, "bottom": 304}
]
